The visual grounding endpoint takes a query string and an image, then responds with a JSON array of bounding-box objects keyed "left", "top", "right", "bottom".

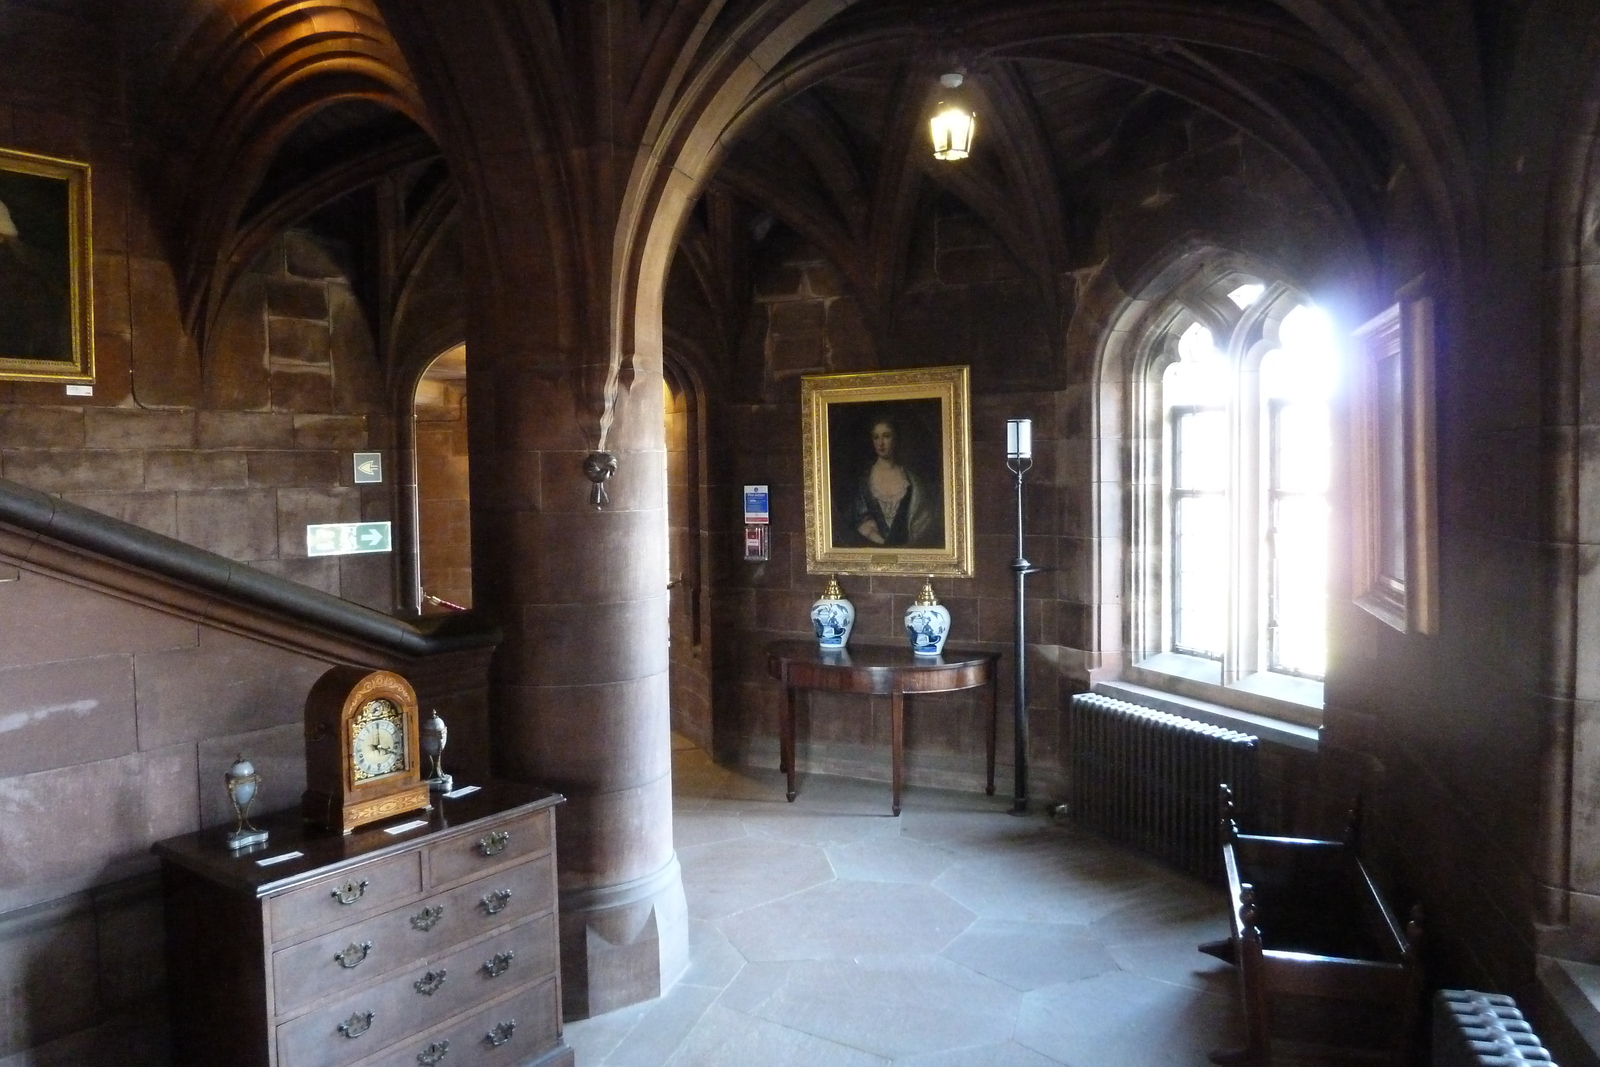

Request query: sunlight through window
[
  {"left": 1150, "top": 294, "right": 1335, "bottom": 692},
  {"left": 1164, "top": 321, "right": 1231, "bottom": 659},
  {"left": 1260, "top": 303, "right": 1336, "bottom": 678}
]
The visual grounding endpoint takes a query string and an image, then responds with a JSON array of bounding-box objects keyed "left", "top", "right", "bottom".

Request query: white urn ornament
[
  {"left": 810, "top": 575, "right": 855, "bottom": 651},
  {"left": 904, "top": 579, "right": 952, "bottom": 657},
  {"left": 224, "top": 755, "right": 269, "bottom": 850}
]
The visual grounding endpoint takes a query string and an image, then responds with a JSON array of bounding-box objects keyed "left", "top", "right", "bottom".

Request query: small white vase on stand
[
  {"left": 810, "top": 575, "right": 855, "bottom": 651},
  {"left": 904, "top": 578, "right": 952, "bottom": 657}
]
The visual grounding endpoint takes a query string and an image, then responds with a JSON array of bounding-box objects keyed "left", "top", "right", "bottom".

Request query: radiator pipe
[{"left": 1006, "top": 420, "right": 1040, "bottom": 814}]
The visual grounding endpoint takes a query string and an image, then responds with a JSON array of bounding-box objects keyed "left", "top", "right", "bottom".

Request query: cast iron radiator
[
  {"left": 1432, "top": 990, "right": 1554, "bottom": 1066},
  {"left": 1064, "top": 692, "right": 1258, "bottom": 882}
]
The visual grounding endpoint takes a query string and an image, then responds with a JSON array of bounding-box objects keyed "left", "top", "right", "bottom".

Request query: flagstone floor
[{"left": 563, "top": 737, "right": 1240, "bottom": 1066}]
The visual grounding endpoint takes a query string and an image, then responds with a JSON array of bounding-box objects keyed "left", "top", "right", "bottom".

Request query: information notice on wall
[{"left": 743, "top": 485, "right": 770, "bottom": 524}]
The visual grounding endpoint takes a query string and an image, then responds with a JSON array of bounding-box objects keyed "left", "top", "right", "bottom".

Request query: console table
[
  {"left": 154, "top": 782, "right": 572, "bottom": 1067},
  {"left": 766, "top": 640, "right": 1000, "bottom": 815}
]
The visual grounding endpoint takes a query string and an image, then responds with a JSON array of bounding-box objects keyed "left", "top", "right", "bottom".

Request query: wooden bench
[{"left": 1207, "top": 789, "right": 1423, "bottom": 1066}]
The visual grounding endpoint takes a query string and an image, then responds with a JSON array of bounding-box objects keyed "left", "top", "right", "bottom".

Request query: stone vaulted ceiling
[
  {"left": 676, "top": 2, "right": 1401, "bottom": 377},
  {"left": 113, "top": 0, "right": 1461, "bottom": 390}
]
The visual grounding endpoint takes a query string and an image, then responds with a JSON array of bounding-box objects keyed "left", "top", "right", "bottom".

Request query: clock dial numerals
[{"left": 350, "top": 699, "right": 406, "bottom": 783}]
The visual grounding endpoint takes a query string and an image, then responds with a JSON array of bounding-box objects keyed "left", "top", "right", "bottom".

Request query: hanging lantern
[{"left": 929, "top": 71, "right": 976, "bottom": 161}]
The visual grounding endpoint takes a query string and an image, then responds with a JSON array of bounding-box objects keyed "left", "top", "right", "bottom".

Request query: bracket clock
[{"left": 302, "top": 666, "right": 432, "bottom": 833}]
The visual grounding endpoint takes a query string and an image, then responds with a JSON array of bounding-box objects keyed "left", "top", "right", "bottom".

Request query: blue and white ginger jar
[
  {"left": 811, "top": 575, "right": 855, "bottom": 651},
  {"left": 904, "top": 579, "right": 951, "bottom": 657}
]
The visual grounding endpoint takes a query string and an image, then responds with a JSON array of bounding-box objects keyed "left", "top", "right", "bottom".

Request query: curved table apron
[{"left": 765, "top": 640, "right": 1000, "bottom": 815}]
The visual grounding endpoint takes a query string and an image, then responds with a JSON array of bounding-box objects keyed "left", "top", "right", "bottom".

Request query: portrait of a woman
[
  {"left": 830, "top": 402, "right": 944, "bottom": 549},
  {"left": 0, "top": 168, "right": 74, "bottom": 366},
  {"left": 803, "top": 366, "right": 972, "bottom": 576}
]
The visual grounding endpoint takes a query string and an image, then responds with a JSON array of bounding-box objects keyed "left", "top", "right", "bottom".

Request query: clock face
[{"left": 350, "top": 698, "right": 406, "bottom": 783}]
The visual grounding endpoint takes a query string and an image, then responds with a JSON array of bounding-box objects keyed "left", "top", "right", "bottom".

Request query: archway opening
[
  {"left": 413, "top": 343, "right": 471, "bottom": 613},
  {"left": 665, "top": 359, "right": 712, "bottom": 750}
]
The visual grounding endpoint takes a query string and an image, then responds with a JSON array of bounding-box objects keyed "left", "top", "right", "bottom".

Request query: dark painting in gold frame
[
  {"left": 0, "top": 147, "right": 93, "bottom": 383},
  {"left": 801, "top": 366, "right": 974, "bottom": 577}
]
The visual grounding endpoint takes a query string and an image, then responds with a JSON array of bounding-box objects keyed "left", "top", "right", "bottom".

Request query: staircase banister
[{"left": 0, "top": 475, "right": 498, "bottom": 658}]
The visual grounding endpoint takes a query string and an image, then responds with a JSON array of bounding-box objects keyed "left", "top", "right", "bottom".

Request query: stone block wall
[
  {"left": 0, "top": 10, "right": 428, "bottom": 1062},
  {"left": 0, "top": 233, "right": 396, "bottom": 612},
  {"left": 701, "top": 212, "right": 1072, "bottom": 797},
  {"left": 687, "top": 122, "right": 1344, "bottom": 814},
  {"left": 0, "top": 562, "right": 334, "bottom": 1065},
  {"left": 0, "top": 0, "right": 396, "bottom": 615},
  {"left": 0, "top": 540, "right": 498, "bottom": 1066}
]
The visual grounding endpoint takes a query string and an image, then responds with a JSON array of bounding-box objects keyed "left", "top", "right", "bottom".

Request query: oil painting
[
  {"left": 0, "top": 147, "right": 92, "bottom": 383},
  {"left": 801, "top": 366, "right": 973, "bottom": 577}
]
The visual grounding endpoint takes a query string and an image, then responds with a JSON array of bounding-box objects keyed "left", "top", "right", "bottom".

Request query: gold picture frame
[
  {"left": 0, "top": 147, "right": 93, "bottom": 383},
  {"left": 801, "top": 365, "right": 974, "bottom": 577}
]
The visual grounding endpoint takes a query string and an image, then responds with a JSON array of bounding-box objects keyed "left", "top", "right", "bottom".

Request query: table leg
[
  {"left": 779, "top": 687, "right": 790, "bottom": 774},
  {"left": 891, "top": 689, "right": 904, "bottom": 817},
  {"left": 985, "top": 673, "right": 997, "bottom": 796},
  {"left": 784, "top": 686, "right": 797, "bottom": 802}
]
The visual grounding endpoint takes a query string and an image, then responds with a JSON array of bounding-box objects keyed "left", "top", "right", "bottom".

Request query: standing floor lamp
[{"left": 1007, "top": 419, "right": 1042, "bottom": 814}]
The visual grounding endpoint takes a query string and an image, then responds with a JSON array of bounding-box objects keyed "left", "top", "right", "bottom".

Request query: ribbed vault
[
  {"left": 106, "top": 0, "right": 1478, "bottom": 425},
  {"left": 125, "top": 0, "right": 431, "bottom": 346},
  {"left": 666, "top": 0, "right": 1472, "bottom": 378}
]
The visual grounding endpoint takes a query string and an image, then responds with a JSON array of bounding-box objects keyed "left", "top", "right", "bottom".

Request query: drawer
[
  {"left": 426, "top": 808, "right": 552, "bottom": 887},
  {"left": 275, "top": 912, "right": 557, "bottom": 1067},
  {"left": 350, "top": 977, "right": 561, "bottom": 1067},
  {"left": 270, "top": 851, "right": 423, "bottom": 944},
  {"left": 273, "top": 854, "right": 556, "bottom": 1015}
]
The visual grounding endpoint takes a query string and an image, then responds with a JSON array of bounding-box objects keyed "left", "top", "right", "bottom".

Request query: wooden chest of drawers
[{"left": 154, "top": 782, "right": 572, "bottom": 1067}]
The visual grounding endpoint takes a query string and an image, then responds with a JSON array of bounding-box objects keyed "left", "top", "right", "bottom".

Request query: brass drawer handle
[
  {"left": 331, "top": 879, "right": 369, "bottom": 905},
  {"left": 477, "top": 830, "right": 510, "bottom": 856},
  {"left": 482, "top": 950, "right": 515, "bottom": 978},
  {"left": 484, "top": 1020, "right": 516, "bottom": 1048},
  {"left": 334, "top": 941, "right": 372, "bottom": 969},
  {"left": 413, "top": 969, "right": 447, "bottom": 996},
  {"left": 411, "top": 905, "right": 444, "bottom": 931},
  {"left": 337, "top": 1011, "right": 374, "bottom": 1039},
  {"left": 479, "top": 889, "right": 512, "bottom": 916},
  {"left": 417, "top": 1041, "right": 450, "bottom": 1065}
]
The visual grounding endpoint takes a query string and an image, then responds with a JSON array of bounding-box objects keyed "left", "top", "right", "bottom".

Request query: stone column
[
  {"left": 468, "top": 335, "right": 686, "bottom": 1018},
  {"left": 369, "top": 0, "right": 749, "bottom": 1020}
]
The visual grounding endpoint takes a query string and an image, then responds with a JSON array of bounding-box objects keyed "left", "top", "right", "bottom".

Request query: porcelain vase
[
  {"left": 904, "top": 579, "right": 951, "bottom": 657},
  {"left": 810, "top": 575, "right": 855, "bottom": 651}
]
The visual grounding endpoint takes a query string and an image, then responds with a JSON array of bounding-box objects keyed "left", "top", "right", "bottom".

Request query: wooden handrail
[{"left": 0, "top": 475, "right": 498, "bottom": 661}]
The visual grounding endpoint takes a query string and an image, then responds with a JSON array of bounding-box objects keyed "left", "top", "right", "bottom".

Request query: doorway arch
[
  {"left": 664, "top": 351, "right": 714, "bottom": 752},
  {"left": 409, "top": 342, "right": 472, "bottom": 615}
]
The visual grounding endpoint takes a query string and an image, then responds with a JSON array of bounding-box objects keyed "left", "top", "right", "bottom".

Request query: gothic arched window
[{"left": 1125, "top": 273, "right": 1335, "bottom": 714}]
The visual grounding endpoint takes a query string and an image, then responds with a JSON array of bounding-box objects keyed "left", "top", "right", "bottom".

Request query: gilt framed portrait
[
  {"left": 0, "top": 147, "right": 93, "bottom": 383},
  {"left": 801, "top": 365, "right": 974, "bottom": 577}
]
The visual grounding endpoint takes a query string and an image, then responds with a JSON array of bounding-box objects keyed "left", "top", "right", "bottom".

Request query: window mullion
[
  {"left": 1132, "top": 291, "right": 1330, "bottom": 717},
  {"left": 1227, "top": 346, "right": 1257, "bottom": 685}
]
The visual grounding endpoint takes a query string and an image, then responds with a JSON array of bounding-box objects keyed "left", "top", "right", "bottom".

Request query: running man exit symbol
[{"left": 306, "top": 521, "right": 392, "bottom": 556}]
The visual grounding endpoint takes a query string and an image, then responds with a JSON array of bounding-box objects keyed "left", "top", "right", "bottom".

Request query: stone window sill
[{"left": 1537, "top": 956, "right": 1600, "bottom": 1061}]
